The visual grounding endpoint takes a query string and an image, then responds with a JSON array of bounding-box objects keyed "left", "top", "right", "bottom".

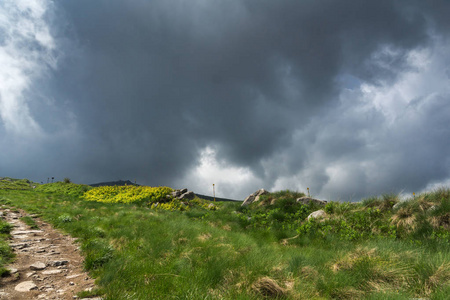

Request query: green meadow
[{"left": 0, "top": 177, "right": 449, "bottom": 299}]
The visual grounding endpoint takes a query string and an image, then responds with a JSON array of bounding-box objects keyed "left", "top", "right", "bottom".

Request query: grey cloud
[{"left": 2, "top": 0, "right": 450, "bottom": 199}]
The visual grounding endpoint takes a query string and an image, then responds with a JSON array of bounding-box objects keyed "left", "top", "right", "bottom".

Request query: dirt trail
[{"left": 0, "top": 207, "right": 101, "bottom": 300}]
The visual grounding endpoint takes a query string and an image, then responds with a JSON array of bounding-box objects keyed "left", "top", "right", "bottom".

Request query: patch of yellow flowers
[{"left": 83, "top": 185, "right": 173, "bottom": 204}]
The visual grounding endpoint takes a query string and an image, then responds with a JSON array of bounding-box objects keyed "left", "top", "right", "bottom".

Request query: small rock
[
  {"left": 7, "top": 267, "right": 18, "bottom": 274},
  {"left": 296, "top": 197, "right": 327, "bottom": 206},
  {"left": 12, "top": 230, "right": 43, "bottom": 235},
  {"left": 10, "top": 243, "right": 29, "bottom": 249},
  {"left": 179, "top": 191, "right": 195, "bottom": 200},
  {"left": 242, "top": 189, "right": 269, "bottom": 206},
  {"left": 26, "top": 272, "right": 35, "bottom": 277},
  {"left": 428, "top": 205, "right": 438, "bottom": 211},
  {"left": 50, "top": 260, "right": 69, "bottom": 267},
  {"left": 15, "top": 281, "right": 38, "bottom": 292},
  {"left": 30, "top": 262, "right": 46, "bottom": 270},
  {"left": 66, "top": 274, "right": 82, "bottom": 279},
  {"left": 42, "top": 269, "right": 62, "bottom": 275},
  {"left": 70, "top": 281, "right": 75, "bottom": 285},
  {"left": 170, "top": 190, "right": 181, "bottom": 197},
  {"left": 307, "top": 210, "right": 327, "bottom": 220}
]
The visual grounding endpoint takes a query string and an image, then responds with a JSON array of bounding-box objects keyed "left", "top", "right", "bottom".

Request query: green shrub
[
  {"left": 83, "top": 185, "right": 172, "bottom": 204},
  {"left": 0, "top": 222, "right": 12, "bottom": 234}
]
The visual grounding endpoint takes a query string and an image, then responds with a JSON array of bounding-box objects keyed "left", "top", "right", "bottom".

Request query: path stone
[
  {"left": 10, "top": 242, "right": 30, "bottom": 249},
  {"left": 30, "top": 262, "right": 46, "bottom": 270},
  {"left": 12, "top": 230, "right": 43, "bottom": 235},
  {"left": 14, "top": 281, "right": 38, "bottom": 292},
  {"left": 1, "top": 207, "right": 100, "bottom": 299},
  {"left": 42, "top": 269, "right": 63, "bottom": 275},
  {"left": 51, "top": 260, "right": 69, "bottom": 266}
]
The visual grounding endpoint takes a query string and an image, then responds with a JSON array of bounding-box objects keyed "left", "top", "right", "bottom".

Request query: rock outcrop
[
  {"left": 242, "top": 189, "right": 269, "bottom": 206},
  {"left": 168, "top": 188, "right": 196, "bottom": 201},
  {"left": 296, "top": 197, "right": 327, "bottom": 206}
]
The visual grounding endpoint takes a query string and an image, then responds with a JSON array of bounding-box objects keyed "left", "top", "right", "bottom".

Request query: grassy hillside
[{"left": 1, "top": 178, "right": 449, "bottom": 299}]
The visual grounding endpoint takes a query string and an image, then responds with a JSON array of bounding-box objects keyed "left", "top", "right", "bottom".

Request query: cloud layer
[{"left": 1, "top": 0, "right": 450, "bottom": 200}]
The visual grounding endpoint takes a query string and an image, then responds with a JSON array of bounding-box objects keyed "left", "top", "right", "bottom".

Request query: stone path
[{"left": 0, "top": 207, "right": 102, "bottom": 299}]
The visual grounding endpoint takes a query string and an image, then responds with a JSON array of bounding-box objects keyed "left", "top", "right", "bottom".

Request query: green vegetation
[
  {"left": 83, "top": 185, "right": 172, "bottom": 204},
  {"left": 34, "top": 181, "right": 92, "bottom": 197},
  {"left": 20, "top": 216, "right": 39, "bottom": 229},
  {"left": 0, "top": 214, "right": 14, "bottom": 277},
  {"left": 0, "top": 177, "right": 37, "bottom": 190},
  {"left": 0, "top": 178, "right": 449, "bottom": 299}
]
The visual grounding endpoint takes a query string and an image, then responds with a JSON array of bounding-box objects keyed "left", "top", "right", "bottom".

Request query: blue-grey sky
[{"left": 1, "top": 0, "right": 450, "bottom": 200}]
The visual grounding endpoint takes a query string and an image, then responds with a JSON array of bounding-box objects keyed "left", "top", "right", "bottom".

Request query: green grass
[
  {"left": 0, "top": 177, "right": 37, "bottom": 190},
  {"left": 0, "top": 217, "right": 14, "bottom": 277},
  {"left": 0, "top": 178, "right": 449, "bottom": 299},
  {"left": 20, "top": 216, "right": 39, "bottom": 229}
]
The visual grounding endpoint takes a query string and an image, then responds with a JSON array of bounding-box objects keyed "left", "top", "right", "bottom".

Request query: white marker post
[{"left": 213, "top": 184, "right": 215, "bottom": 202}]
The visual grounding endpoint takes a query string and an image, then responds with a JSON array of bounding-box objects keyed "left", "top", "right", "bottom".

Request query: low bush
[{"left": 83, "top": 185, "right": 172, "bottom": 204}]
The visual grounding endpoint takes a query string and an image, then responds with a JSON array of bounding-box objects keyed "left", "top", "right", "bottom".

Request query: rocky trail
[{"left": 0, "top": 207, "right": 101, "bottom": 300}]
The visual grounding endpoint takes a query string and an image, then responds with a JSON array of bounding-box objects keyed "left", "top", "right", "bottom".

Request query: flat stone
[
  {"left": 30, "top": 262, "right": 46, "bottom": 270},
  {"left": 12, "top": 230, "right": 43, "bottom": 235},
  {"left": 26, "top": 272, "right": 35, "bottom": 277},
  {"left": 10, "top": 243, "right": 30, "bottom": 249},
  {"left": 42, "top": 269, "right": 62, "bottom": 275},
  {"left": 15, "top": 281, "right": 38, "bottom": 292},
  {"left": 7, "top": 267, "right": 18, "bottom": 274},
  {"left": 66, "top": 274, "right": 82, "bottom": 279},
  {"left": 51, "top": 260, "right": 69, "bottom": 267}
]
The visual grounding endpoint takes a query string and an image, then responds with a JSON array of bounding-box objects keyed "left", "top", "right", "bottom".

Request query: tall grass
[{"left": 0, "top": 182, "right": 449, "bottom": 299}]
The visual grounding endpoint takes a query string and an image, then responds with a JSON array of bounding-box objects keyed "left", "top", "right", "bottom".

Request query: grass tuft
[{"left": 252, "top": 276, "right": 288, "bottom": 298}]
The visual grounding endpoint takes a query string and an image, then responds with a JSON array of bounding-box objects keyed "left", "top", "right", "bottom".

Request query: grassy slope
[{"left": 0, "top": 179, "right": 449, "bottom": 299}]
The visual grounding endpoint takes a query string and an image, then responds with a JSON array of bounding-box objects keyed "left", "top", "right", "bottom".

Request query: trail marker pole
[
  {"left": 413, "top": 192, "right": 415, "bottom": 199},
  {"left": 213, "top": 184, "right": 215, "bottom": 202},
  {"left": 307, "top": 187, "right": 310, "bottom": 197}
]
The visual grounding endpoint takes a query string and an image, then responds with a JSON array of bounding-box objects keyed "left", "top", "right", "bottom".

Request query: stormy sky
[{"left": 1, "top": 0, "right": 450, "bottom": 200}]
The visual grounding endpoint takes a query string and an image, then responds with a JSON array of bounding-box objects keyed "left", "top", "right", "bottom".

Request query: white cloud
[
  {"left": 0, "top": 0, "right": 56, "bottom": 137},
  {"left": 178, "top": 146, "right": 263, "bottom": 199}
]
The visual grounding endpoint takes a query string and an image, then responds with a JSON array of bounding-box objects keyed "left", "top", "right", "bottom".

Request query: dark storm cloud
[{"left": 2, "top": 0, "right": 450, "bottom": 199}]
